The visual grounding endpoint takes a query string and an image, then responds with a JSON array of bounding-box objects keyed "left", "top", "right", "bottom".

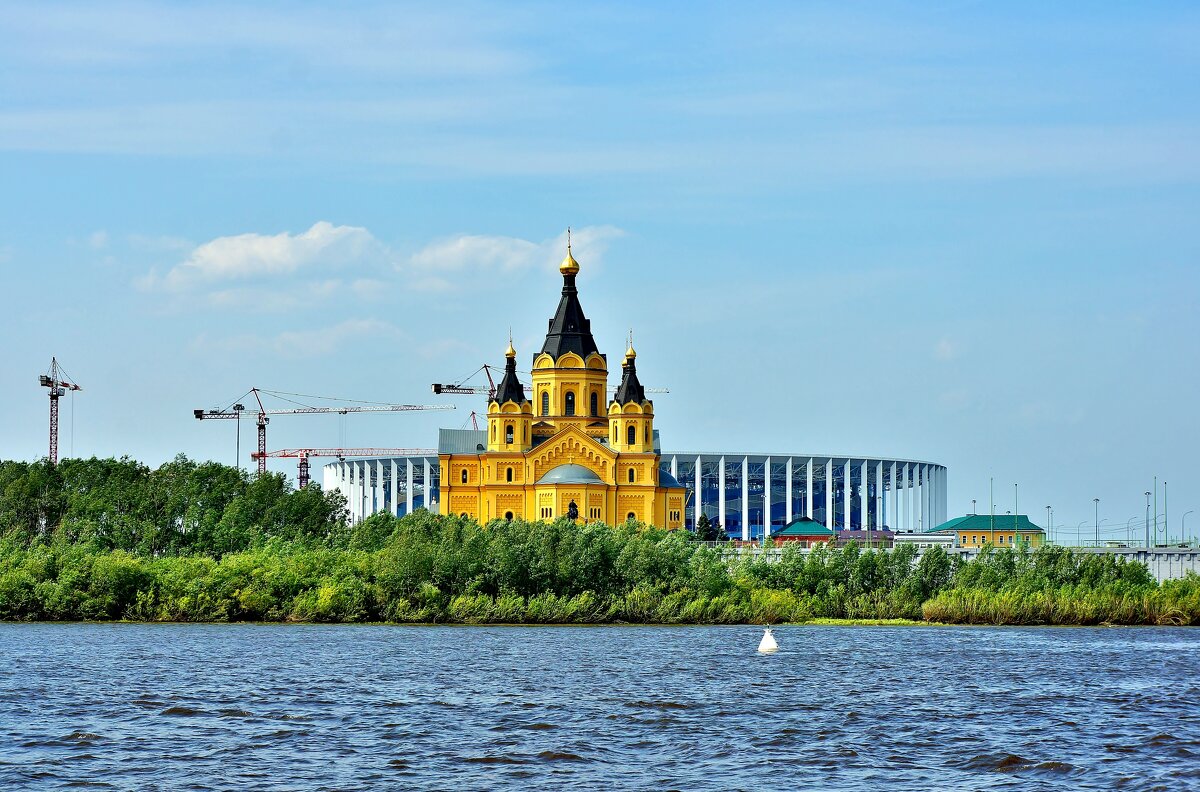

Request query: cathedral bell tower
[
  {"left": 608, "top": 335, "right": 654, "bottom": 453},
  {"left": 487, "top": 338, "right": 533, "bottom": 453}
]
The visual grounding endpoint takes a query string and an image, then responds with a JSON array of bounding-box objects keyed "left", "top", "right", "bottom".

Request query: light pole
[
  {"left": 1145, "top": 491, "right": 1152, "bottom": 548},
  {"left": 1163, "top": 481, "right": 1168, "bottom": 544},
  {"left": 972, "top": 498, "right": 976, "bottom": 516},
  {"left": 1126, "top": 516, "right": 1137, "bottom": 547},
  {"left": 1094, "top": 498, "right": 1100, "bottom": 547},
  {"left": 1184, "top": 511, "right": 1195, "bottom": 547},
  {"left": 1075, "top": 520, "right": 1087, "bottom": 547}
]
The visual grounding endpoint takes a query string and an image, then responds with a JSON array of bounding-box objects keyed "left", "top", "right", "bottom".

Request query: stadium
[{"left": 324, "top": 451, "right": 948, "bottom": 541}]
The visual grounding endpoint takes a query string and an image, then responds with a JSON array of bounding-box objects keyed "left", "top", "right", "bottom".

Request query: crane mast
[{"left": 38, "top": 357, "right": 82, "bottom": 465}]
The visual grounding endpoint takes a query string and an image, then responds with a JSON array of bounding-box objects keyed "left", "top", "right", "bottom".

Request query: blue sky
[{"left": 2, "top": 2, "right": 1197, "bottom": 541}]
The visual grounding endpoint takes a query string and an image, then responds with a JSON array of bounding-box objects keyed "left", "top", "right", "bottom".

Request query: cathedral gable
[{"left": 529, "top": 424, "right": 615, "bottom": 483}]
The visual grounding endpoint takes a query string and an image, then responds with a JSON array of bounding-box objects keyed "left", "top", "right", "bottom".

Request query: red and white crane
[
  {"left": 38, "top": 357, "right": 82, "bottom": 465},
  {"left": 252, "top": 447, "right": 436, "bottom": 489},
  {"left": 194, "top": 388, "right": 453, "bottom": 475}
]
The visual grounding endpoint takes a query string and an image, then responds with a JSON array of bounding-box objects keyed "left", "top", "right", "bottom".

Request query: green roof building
[{"left": 928, "top": 514, "right": 1044, "bottom": 549}]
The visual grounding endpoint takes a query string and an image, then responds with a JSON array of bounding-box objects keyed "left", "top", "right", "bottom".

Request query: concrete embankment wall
[{"left": 715, "top": 545, "right": 1200, "bottom": 582}]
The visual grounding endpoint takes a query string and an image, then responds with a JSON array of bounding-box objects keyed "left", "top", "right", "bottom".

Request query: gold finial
[
  {"left": 625, "top": 328, "right": 636, "bottom": 360},
  {"left": 505, "top": 329, "right": 516, "bottom": 359},
  {"left": 559, "top": 226, "right": 579, "bottom": 275}
]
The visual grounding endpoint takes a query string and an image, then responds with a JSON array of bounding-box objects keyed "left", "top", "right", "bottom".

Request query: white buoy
[{"left": 757, "top": 627, "right": 778, "bottom": 653}]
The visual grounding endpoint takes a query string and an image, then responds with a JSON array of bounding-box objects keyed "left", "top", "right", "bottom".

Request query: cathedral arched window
[
  {"left": 627, "top": 512, "right": 637, "bottom": 523},
  {"left": 505, "top": 424, "right": 514, "bottom": 444},
  {"left": 627, "top": 424, "right": 636, "bottom": 446},
  {"left": 564, "top": 391, "right": 575, "bottom": 416},
  {"left": 506, "top": 467, "right": 513, "bottom": 482},
  {"left": 461, "top": 469, "right": 468, "bottom": 484},
  {"left": 628, "top": 468, "right": 636, "bottom": 483},
  {"left": 541, "top": 391, "right": 549, "bottom": 416},
  {"left": 590, "top": 392, "right": 599, "bottom": 417},
  {"left": 645, "top": 425, "right": 650, "bottom": 443},
  {"left": 505, "top": 511, "right": 514, "bottom": 520}
]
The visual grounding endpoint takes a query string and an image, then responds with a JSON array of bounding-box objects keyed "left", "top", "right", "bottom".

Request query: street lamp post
[
  {"left": 1145, "top": 491, "right": 1152, "bottom": 548},
  {"left": 1093, "top": 498, "right": 1100, "bottom": 547},
  {"left": 1163, "top": 481, "right": 1168, "bottom": 545},
  {"left": 1075, "top": 521, "right": 1087, "bottom": 547},
  {"left": 1182, "top": 510, "right": 1194, "bottom": 548},
  {"left": 1046, "top": 506, "right": 1052, "bottom": 546},
  {"left": 972, "top": 499, "right": 976, "bottom": 516}
]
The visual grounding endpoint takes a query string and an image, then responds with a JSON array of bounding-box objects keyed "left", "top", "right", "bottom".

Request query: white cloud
[
  {"left": 87, "top": 230, "right": 108, "bottom": 249},
  {"left": 405, "top": 225, "right": 624, "bottom": 289},
  {"left": 141, "top": 221, "right": 385, "bottom": 292}
]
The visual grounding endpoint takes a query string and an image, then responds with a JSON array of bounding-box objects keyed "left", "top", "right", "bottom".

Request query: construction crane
[
  {"left": 194, "top": 388, "right": 453, "bottom": 475},
  {"left": 252, "top": 447, "right": 437, "bottom": 489},
  {"left": 432, "top": 364, "right": 668, "bottom": 398},
  {"left": 38, "top": 357, "right": 82, "bottom": 465}
]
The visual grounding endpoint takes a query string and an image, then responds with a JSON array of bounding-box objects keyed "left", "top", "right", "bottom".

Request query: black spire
[
  {"left": 493, "top": 343, "right": 527, "bottom": 405},
  {"left": 613, "top": 356, "right": 646, "bottom": 405},
  {"left": 540, "top": 238, "right": 600, "bottom": 360}
]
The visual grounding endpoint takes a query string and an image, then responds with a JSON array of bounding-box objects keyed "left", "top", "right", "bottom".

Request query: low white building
[{"left": 892, "top": 531, "right": 956, "bottom": 550}]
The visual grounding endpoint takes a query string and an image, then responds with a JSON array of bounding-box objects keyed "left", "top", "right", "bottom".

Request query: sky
[{"left": 1, "top": 2, "right": 1197, "bottom": 542}]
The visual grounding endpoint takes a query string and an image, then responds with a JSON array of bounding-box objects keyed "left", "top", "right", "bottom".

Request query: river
[{"left": 1, "top": 623, "right": 1197, "bottom": 790}]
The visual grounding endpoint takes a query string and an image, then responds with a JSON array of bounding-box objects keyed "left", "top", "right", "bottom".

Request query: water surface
[{"left": 1, "top": 624, "right": 1198, "bottom": 790}]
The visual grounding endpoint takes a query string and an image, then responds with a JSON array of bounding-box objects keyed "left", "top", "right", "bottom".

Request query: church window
[
  {"left": 645, "top": 425, "right": 650, "bottom": 443},
  {"left": 627, "top": 425, "right": 636, "bottom": 446},
  {"left": 505, "top": 511, "right": 514, "bottom": 520},
  {"left": 491, "top": 425, "right": 496, "bottom": 442},
  {"left": 523, "top": 425, "right": 528, "bottom": 441},
  {"left": 627, "top": 512, "right": 637, "bottom": 523},
  {"left": 628, "top": 468, "right": 636, "bottom": 483},
  {"left": 565, "top": 391, "right": 576, "bottom": 416},
  {"left": 590, "top": 392, "right": 599, "bottom": 416},
  {"left": 461, "top": 469, "right": 468, "bottom": 484},
  {"left": 505, "top": 424, "right": 514, "bottom": 444},
  {"left": 541, "top": 391, "right": 549, "bottom": 415},
  {"left": 506, "top": 467, "right": 513, "bottom": 482}
]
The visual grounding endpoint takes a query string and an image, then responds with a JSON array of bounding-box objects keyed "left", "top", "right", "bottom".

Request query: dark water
[{"left": 2, "top": 624, "right": 1199, "bottom": 791}]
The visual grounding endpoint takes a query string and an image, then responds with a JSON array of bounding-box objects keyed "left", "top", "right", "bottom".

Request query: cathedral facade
[{"left": 437, "top": 241, "right": 687, "bottom": 529}]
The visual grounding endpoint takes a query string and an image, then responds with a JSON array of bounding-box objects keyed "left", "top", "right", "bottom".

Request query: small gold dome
[
  {"left": 505, "top": 338, "right": 516, "bottom": 359},
  {"left": 559, "top": 248, "right": 579, "bottom": 276},
  {"left": 625, "top": 343, "right": 636, "bottom": 360}
]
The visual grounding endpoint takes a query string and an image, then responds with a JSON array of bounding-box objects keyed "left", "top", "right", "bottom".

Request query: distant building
[
  {"left": 836, "top": 529, "right": 894, "bottom": 548},
  {"left": 929, "top": 514, "right": 1044, "bottom": 548},
  {"left": 893, "top": 531, "right": 956, "bottom": 550},
  {"left": 773, "top": 517, "right": 835, "bottom": 547}
]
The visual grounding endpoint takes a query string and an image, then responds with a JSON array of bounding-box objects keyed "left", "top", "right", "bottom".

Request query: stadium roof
[{"left": 775, "top": 517, "right": 835, "bottom": 537}]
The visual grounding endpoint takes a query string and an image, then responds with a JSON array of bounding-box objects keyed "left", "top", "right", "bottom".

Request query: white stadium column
[
  {"left": 875, "top": 460, "right": 884, "bottom": 533},
  {"left": 825, "top": 459, "right": 834, "bottom": 531},
  {"left": 670, "top": 454, "right": 677, "bottom": 479},
  {"left": 372, "top": 461, "right": 381, "bottom": 517},
  {"left": 861, "top": 461, "right": 869, "bottom": 532},
  {"left": 694, "top": 455, "right": 702, "bottom": 530},
  {"left": 718, "top": 456, "right": 726, "bottom": 533},
  {"left": 902, "top": 463, "right": 910, "bottom": 532},
  {"left": 785, "top": 457, "right": 793, "bottom": 525},
  {"left": 806, "top": 458, "right": 813, "bottom": 519},
  {"left": 889, "top": 462, "right": 897, "bottom": 531},
  {"left": 741, "top": 456, "right": 750, "bottom": 541},
  {"left": 406, "top": 458, "right": 414, "bottom": 516},
  {"left": 390, "top": 460, "right": 399, "bottom": 516},
  {"left": 842, "top": 461, "right": 850, "bottom": 531},
  {"left": 764, "top": 456, "right": 772, "bottom": 538}
]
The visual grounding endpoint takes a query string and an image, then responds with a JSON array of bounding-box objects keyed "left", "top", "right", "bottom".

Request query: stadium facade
[
  {"left": 324, "top": 452, "right": 947, "bottom": 541},
  {"left": 323, "top": 238, "right": 947, "bottom": 539}
]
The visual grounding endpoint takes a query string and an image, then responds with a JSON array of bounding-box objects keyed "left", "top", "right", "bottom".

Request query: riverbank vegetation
[{"left": 1, "top": 457, "right": 1197, "bottom": 625}]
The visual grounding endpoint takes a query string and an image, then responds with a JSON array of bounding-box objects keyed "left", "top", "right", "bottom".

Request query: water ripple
[{"left": 1, "top": 623, "right": 1197, "bottom": 790}]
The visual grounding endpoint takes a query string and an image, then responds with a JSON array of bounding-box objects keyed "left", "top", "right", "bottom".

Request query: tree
[{"left": 696, "top": 513, "right": 723, "bottom": 542}]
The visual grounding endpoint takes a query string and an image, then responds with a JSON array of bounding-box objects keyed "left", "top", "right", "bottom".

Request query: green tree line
[{"left": 1, "top": 456, "right": 1197, "bottom": 625}]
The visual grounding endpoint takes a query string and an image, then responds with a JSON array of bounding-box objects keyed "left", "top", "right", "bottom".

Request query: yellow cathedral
[{"left": 437, "top": 239, "right": 687, "bottom": 529}]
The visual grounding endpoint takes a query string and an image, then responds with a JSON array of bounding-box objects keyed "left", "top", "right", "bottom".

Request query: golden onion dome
[
  {"left": 625, "top": 329, "right": 637, "bottom": 360},
  {"left": 559, "top": 247, "right": 579, "bottom": 276},
  {"left": 559, "top": 227, "right": 580, "bottom": 275},
  {"left": 505, "top": 335, "right": 516, "bottom": 359}
]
